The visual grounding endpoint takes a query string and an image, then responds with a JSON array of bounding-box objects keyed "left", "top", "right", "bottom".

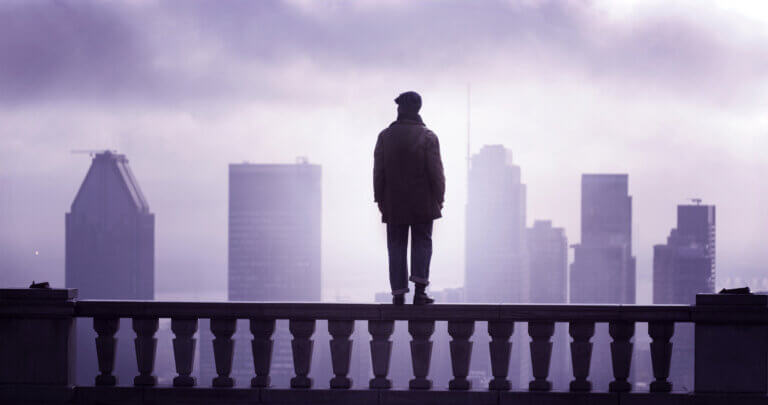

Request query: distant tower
[
  {"left": 527, "top": 220, "right": 569, "bottom": 389},
  {"left": 465, "top": 145, "right": 528, "bottom": 303},
  {"left": 570, "top": 174, "right": 635, "bottom": 304},
  {"left": 227, "top": 161, "right": 321, "bottom": 301},
  {"left": 653, "top": 202, "right": 715, "bottom": 390},
  {"left": 66, "top": 151, "right": 154, "bottom": 384},
  {"left": 570, "top": 174, "right": 635, "bottom": 388},
  {"left": 464, "top": 145, "right": 528, "bottom": 387},
  {"left": 200, "top": 160, "right": 322, "bottom": 386},
  {"left": 527, "top": 220, "right": 567, "bottom": 304},
  {"left": 653, "top": 203, "right": 716, "bottom": 304}
]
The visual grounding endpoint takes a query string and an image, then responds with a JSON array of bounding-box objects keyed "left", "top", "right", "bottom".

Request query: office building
[{"left": 65, "top": 151, "right": 154, "bottom": 384}]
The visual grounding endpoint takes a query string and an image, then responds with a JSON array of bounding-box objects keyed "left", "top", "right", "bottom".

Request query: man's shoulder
[{"left": 422, "top": 127, "right": 439, "bottom": 143}]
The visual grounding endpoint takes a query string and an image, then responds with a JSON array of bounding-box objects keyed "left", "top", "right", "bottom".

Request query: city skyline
[
  {"left": 3, "top": 1, "right": 768, "bottom": 304},
  {"left": 0, "top": 145, "right": 734, "bottom": 307}
]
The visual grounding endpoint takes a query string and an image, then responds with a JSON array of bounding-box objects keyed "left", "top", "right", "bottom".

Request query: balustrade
[{"left": 4, "top": 289, "right": 768, "bottom": 405}]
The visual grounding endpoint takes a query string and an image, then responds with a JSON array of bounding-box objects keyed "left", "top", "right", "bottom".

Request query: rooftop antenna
[
  {"left": 690, "top": 198, "right": 702, "bottom": 205},
  {"left": 71, "top": 149, "right": 114, "bottom": 157},
  {"left": 466, "top": 83, "right": 471, "bottom": 180}
]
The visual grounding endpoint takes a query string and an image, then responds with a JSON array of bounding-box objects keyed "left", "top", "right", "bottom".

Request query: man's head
[{"left": 395, "top": 91, "right": 422, "bottom": 114}]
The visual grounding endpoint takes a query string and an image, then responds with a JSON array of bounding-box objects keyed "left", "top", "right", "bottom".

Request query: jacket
[{"left": 373, "top": 118, "right": 445, "bottom": 224}]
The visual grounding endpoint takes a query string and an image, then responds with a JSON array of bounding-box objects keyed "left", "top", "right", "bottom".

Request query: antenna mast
[{"left": 466, "top": 83, "right": 471, "bottom": 180}]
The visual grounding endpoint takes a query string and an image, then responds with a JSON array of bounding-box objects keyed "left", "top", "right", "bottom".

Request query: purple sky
[{"left": 1, "top": 0, "right": 768, "bottom": 302}]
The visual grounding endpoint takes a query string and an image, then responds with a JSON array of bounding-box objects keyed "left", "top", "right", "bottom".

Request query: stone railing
[{"left": 1, "top": 288, "right": 768, "bottom": 405}]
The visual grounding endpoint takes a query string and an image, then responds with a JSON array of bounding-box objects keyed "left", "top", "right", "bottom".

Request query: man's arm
[
  {"left": 425, "top": 132, "right": 445, "bottom": 206},
  {"left": 373, "top": 131, "right": 386, "bottom": 205}
]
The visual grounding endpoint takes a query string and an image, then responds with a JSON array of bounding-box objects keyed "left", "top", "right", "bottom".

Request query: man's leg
[
  {"left": 386, "top": 223, "right": 410, "bottom": 298},
  {"left": 410, "top": 222, "right": 434, "bottom": 304}
]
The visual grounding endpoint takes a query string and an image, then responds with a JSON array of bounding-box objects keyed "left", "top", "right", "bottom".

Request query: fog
[{"left": 2, "top": 0, "right": 768, "bottom": 302}]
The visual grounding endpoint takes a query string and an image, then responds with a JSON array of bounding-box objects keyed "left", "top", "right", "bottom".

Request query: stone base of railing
[{"left": 4, "top": 386, "right": 768, "bottom": 405}]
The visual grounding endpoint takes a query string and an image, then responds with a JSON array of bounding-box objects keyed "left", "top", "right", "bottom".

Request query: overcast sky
[{"left": 2, "top": 0, "right": 768, "bottom": 302}]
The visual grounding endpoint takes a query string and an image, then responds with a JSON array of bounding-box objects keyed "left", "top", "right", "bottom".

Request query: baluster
[
  {"left": 368, "top": 320, "right": 395, "bottom": 389},
  {"left": 94, "top": 317, "right": 119, "bottom": 386},
  {"left": 649, "top": 321, "right": 674, "bottom": 392},
  {"left": 329, "top": 320, "right": 355, "bottom": 389},
  {"left": 250, "top": 319, "right": 276, "bottom": 388},
  {"left": 529, "top": 321, "right": 555, "bottom": 391},
  {"left": 211, "top": 318, "right": 237, "bottom": 387},
  {"left": 488, "top": 321, "right": 514, "bottom": 390},
  {"left": 408, "top": 320, "right": 435, "bottom": 390},
  {"left": 289, "top": 319, "right": 316, "bottom": 388},
  {"left": 171, "top": 318, "right": 197, "bottom": 387},
  {"left": 133, "top": 318, "right": 159, "bottom": 386},
  {"left": 448, "top": 321, "right": 474, "bottom": 390},
  {"left": 569, "top": 321, "right": 595, "bottom": 392},
  {"left": 609, "top": 321, "right": 635, "bottom": 392}
]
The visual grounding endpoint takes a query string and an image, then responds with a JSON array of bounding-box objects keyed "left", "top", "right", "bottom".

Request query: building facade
[
  {"left": 654, "top": 204, "right": 716, "bottom": 304},
  {"left": 200, "top": 161, "right": 322, "bottom": 386},
  {"left": 465, "top": 145, "right": 528, "bottom": 303},
  {"left": 570, "top": 174, "right": 635, "bottom": 304},
  {"left": 65, "top": 151, "right": 154, "bottom": 384}
]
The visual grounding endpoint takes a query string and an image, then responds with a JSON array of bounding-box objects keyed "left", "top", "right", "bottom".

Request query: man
[{"left": 373, "top": 91, "right": 445, "bottom": 305}]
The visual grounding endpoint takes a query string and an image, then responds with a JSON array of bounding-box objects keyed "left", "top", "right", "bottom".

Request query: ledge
[{"left": 4, "top": 387, "right": 765, "bottom": 405}]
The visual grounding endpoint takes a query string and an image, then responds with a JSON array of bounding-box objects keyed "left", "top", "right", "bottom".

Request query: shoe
[
  {"left": 413, "top": 283, "right": 434, "bottom": 305},
  {"left": 392, "top": 294, "right": 405, "bottom": 305},
  {"left": 413, "top": 293, "right": 434, "bottom": 305}
]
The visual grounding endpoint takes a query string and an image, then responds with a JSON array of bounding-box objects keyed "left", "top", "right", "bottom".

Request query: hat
[{"left": 395, "top": 91, "right": 422, "bottom": 112}]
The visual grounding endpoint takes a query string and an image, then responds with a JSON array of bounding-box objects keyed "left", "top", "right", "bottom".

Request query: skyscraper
[
  {"left": 654, "top": 203, "right": 716, "bottom": 304},
  {"left": 570, "top": 174, "right": 635, "bottom": 389},
  {"left": 465, "top": 145, "right": 528, "bottom": 387},
  {"left": 653, "top": 202, "right": 715, "bottom": 389},
  {"left": 228, "top": 161, "right": 321, "bottom": 302},
  {"left": 465, "top": 145, "right": 528, "bottom": 303},
  {"left": 570, "top": 174, "right": 635, "bottom": 304},
  {"left": 201, "top": 160, "right": 322, "bottom": 386},
  {"left": 527, "top": 220, "right": 567, "bottom": 304},
  {"left": 527, "top": 220, "right": 570, "bottom": 389},
  {"left": 65, "top": 151, "right": 154, "bottom": 384}
]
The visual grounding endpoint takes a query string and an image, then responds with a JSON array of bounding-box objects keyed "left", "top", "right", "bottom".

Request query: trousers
[{"left": 386, "top": 221, "right": 433, "bottom": 295}]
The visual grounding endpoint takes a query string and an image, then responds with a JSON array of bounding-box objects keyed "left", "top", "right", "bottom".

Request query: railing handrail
[
  {"left": 72, "top": 301, "right": 695, "bottom": 321},
  {"left": 4, "top": 297, "right": 767, "bottom": 323}
]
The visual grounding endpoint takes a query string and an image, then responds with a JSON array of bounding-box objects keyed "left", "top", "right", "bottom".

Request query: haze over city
[{"left": 2, "top": 0, "right": 768, "bottom": 304}]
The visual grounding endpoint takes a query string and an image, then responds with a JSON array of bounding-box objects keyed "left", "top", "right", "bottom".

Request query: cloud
[{"left": 2, "top": 0, "right": 768, "bottom": 106}]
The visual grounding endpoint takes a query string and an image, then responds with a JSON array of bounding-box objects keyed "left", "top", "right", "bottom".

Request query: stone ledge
[{"left": 2, "top": 387, "right": 767, "bottom": 405}]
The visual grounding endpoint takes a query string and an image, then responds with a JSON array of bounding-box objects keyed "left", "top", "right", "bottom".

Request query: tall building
[
  {"left": 654, "top": 203, "right": 716, "bottom": 304},
  {"left": 464, "top": 145, "right": 528, "bottom": 387},
  {"left": 527, "top": 220, "right": 567, "bottom": 304},
  {"left": 570, "top": 174, "right": 635, "bottom": 389},
  {"left": 527, "top": 220, "right": 570, "bottom": 389},
  {"left": 570, "top": 174, "right": 635, "bottom": 304},
  {"left": 65, "top": 151, "right": 154, "bottom": 384},
  {"left": 465, "top": 145, "right": 528, "bottom": 303},
  {"left": 653, "top": 202, "right": 715, "bottom": 390},
  {"left": 201, "top": 160, "right": 322, "bottom": 387}
]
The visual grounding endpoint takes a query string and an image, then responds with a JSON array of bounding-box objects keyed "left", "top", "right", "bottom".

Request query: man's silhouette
[{"left": 374, "top": 91, "right": 445, "bottom": 305}]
